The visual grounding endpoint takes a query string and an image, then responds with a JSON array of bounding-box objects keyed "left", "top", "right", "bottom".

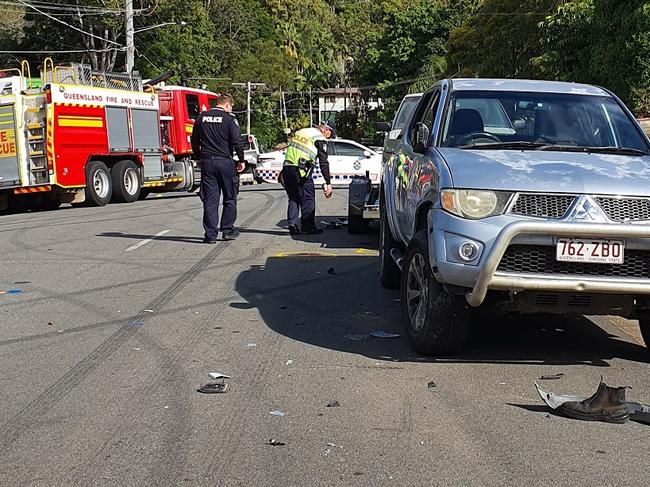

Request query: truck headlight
[{"left": 441, "top": 189, "right": 511, "bottom": 219}]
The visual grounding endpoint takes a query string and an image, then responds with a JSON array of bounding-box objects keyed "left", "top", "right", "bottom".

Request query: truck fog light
[{"left": 459, "top": 242, "right": 479, "bottom": 261}]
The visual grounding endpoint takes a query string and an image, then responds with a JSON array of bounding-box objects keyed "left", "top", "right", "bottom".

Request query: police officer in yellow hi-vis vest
[{"left": 281, "top": 122, "right": 334, "bottom": 235}]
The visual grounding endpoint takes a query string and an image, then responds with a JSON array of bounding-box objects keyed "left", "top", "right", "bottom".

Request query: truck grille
[
  {"left": 510, "top": 194, "right": 575, "bottom": 218},
  {"left": 595, "top": 197, "right": 650, "bottom": 222},
  {"left": 498, "top": 245, "right": 650, "bottom": 278}
]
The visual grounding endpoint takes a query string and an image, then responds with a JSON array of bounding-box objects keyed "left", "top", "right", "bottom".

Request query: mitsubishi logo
[{"left": 566, "top": 196, "right": 608, "bottom": 223}]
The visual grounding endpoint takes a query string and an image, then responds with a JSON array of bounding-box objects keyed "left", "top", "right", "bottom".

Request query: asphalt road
[{"left": 0, "top": 186, "right": 648, "bottom": 487}]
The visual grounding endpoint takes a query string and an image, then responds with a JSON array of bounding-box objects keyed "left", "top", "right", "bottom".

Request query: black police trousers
[
  {"left": 200, "top": 157, "right": 237, "bottom": 240},
  {"left": 282, "top": 165, "right": 316, "bottom": 230}
]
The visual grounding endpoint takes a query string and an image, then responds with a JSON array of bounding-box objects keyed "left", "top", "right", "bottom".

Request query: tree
[
  {"left": 17, "top": 0, "right": 131, "bottom": 71},
  {"left": 136, "top": 0, "right": 219, "bottom": 81},
  {"left": 537, "top": 1, "right": 650, "bottom": 114},
  {"left": 446, "top": 0, "right": 558, "bottom": 78},
  {"left": 0, "top": 5, "right": 25, "bottom": 66}
]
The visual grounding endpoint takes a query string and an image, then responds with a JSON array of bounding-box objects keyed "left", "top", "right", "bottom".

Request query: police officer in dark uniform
[{"left": 191, "top": 94, "right": 245, "bottom": 243}]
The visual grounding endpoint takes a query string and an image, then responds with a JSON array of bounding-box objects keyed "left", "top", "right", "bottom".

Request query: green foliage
[
  {"left": 250, "top": 95, "right": 285, "bottom": 150},
  {"left": 137, "top": 0, "right": 219, "bottom": 81},
  {"left": 287, "top": 114, "right": 310, "bottom": 133},
  {"left": 537, "top": 1, "right": 650, "bottom": 114},
  {"left": 4, "top": 0, "right": 650, "bottom": 141},
  {"left": 446, "top": 0, "right": 559, "bottom": 78},
  {"left": 335, "top": 110, "right": 362, "bottom": 141},
  {"left": 0, "top": 6, "right": 25, "bottom": 66}
]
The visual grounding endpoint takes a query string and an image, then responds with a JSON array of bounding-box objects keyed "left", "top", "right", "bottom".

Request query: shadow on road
[{"left": 235, "top": 249, "right": 648, "bottom": 366}]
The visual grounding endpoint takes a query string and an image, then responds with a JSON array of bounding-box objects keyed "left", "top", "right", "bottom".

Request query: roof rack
[{"left": 41, "top": 60, "right": 142, "bottom": 92}]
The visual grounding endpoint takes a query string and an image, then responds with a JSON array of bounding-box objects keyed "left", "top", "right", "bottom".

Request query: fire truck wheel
[
  {"left": 85, "top": 160, "right": 112, "bottom": 206},
  {"left": 111, "top": 160, "right": 141, "bottom": 203}
]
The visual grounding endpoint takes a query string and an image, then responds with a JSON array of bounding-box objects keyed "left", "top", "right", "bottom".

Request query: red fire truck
[{"left": 0, "top": 60, "right": 218, "bottom": 211}]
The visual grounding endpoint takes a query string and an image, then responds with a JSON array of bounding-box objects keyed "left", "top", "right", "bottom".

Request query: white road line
[{"left": 125, "top": 229, "right": 170, "bottom": 252}]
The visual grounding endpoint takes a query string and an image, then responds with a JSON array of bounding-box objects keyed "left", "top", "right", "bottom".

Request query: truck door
[
  {"left": 399, "top": 89, "right": 441, "bottom": 240},
  {"left": 0, "top": 103, "right": 20, "bottom": 188}
]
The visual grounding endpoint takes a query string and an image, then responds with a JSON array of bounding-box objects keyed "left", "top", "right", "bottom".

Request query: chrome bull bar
[{"left": 466, "top": 221, "right": 650, "bottom": 307}]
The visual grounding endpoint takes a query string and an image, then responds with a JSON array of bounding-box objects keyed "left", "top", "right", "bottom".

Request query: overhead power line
[
  {"left": 0, "top": 0, "right": 145, "bottom": 14},
  {"left": 0, "top": 7, "right": 122, "bottom": 17},
  {"left": 15, "top": 0, "right": 122, "bottom": 46},
  {"left": 0, "top": 47, "right": 126, "bottom": 53}
]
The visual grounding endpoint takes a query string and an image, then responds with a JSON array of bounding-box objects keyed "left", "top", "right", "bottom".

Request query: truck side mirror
[
  {"left": 376, "top": 121, "right": 391, "bottom": 132},
  {"left": 413, "top": 122, "right": 430, "bottom": 153},
  {"left": 363, "top": 150, "right": 371, "bottom": 158}
]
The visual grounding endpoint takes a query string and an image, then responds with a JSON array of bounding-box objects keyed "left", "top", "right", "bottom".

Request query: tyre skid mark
[{"left": 0, "top": 191, "right": 275, "bottom": 454}]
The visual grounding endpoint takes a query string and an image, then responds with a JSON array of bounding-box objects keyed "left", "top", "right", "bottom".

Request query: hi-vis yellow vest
[{"left": 284, "top": 128, "right": 325, "bottom": 176}]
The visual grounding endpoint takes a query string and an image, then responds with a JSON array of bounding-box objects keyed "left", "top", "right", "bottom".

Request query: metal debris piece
[
  {"left": 197, "top": 382, "right": 229, "bottom": 394},
  {"left": 268, "top": 439, "right": 286, "bottom": 446},
  {"left": 285, "top": 359, "right": 294, "bottom": 365},
  {"left": 144, "top": 309, "right": 154, "bottom": 313},
  {"left": 47, "top": 321, "right": 55, "bottom": 326},
  {"left": 7, "top": 289, "right": 23, "bottom": 294},
  {"left": 325, "top": 442, "right": 336, "bottom": 447},
  {"left": 280, "top": 305, "right": 287, "bottom": 310},
  {"left": 326, "top": 400, "right": 340, "bottom": 408},
  {"left": 13, "top": 281, "right": 30, "bottom": 284},
  {"left": 208, "top": 372, "right": 230, "bottom": 380},
  {"left": 336, "top": 218, "right": 348, "bottom": 226},
  {"left": 247, "top": 343, "right": 257, "bottom": 348},
  {"left": 427, "top": 381, "right": 437, "bottom": 390},
  {"left": 538, "top": 373, "right": 564, "bottom": 380},
  {"left": 269, "top": 410, "right": 286, "bottom": 417},
  {"left": 320, "top": 220, "right": 343, "bottom": 229},
  {"left": 327, "top": 267, "right": 336, "bottom": 275},
  {"left": 370, "top": 330, "right": 400, "bottom": 339}
]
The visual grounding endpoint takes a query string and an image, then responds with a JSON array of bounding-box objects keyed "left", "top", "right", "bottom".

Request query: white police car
[{"left": 255, "top": 138, "right": 382, "bottom": 186}]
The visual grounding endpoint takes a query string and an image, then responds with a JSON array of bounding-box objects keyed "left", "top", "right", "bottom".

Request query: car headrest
[{"left": 449, "top": 108, "right": 484, "bottom": 136}]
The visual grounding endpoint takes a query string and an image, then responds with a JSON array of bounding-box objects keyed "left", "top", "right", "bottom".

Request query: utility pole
[
  {"left": 308, "top": 86, "right": 313, "bottom": 126},
  {"left": 125, "top": 0, "right": 134, "bottom": 73},
  {"left": 232, "top": 81, "right": 265, "bottom": 135}
]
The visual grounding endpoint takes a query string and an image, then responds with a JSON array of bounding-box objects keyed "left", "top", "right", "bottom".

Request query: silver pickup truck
[{"left": 380, "top": 79, "right": 650, "bottom": 356}]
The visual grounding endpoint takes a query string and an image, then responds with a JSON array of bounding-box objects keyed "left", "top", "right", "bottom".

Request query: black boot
[{"left": 560, "top": 379, "right": 629, "bottom": 423}]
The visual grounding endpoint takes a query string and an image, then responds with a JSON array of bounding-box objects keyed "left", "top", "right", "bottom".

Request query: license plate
[{"left": 556, "top": 239, "right": 624, "bottom": 264}]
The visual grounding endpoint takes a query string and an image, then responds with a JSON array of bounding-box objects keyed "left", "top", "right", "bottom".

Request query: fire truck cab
[{"left": 0, "top": 60, "right": 218, "bottom": 212}]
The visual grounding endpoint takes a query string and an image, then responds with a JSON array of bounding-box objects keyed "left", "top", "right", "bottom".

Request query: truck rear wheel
[
  {"left": 111, "top": 160, "right": 141, "bottom": 203},
  {"left": 379, "top": 204, "right": 401, "bottom": 288},
  {"left": 401, "top": 230, "right": 470, "bottom": 356},
  {"left": 85, "top": 160, "right": 112, "bottom": 206}
]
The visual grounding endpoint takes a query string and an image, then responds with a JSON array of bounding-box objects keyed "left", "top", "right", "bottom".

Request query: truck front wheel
[
  {"left": 85, "top": 160, "right": 112, "bottom": 206},
  {"left": 111, "top": 160, "right": 141, "bottom": 203},
  {"left": 401, "top": 230, "right": 470, "bottom": 355}
]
